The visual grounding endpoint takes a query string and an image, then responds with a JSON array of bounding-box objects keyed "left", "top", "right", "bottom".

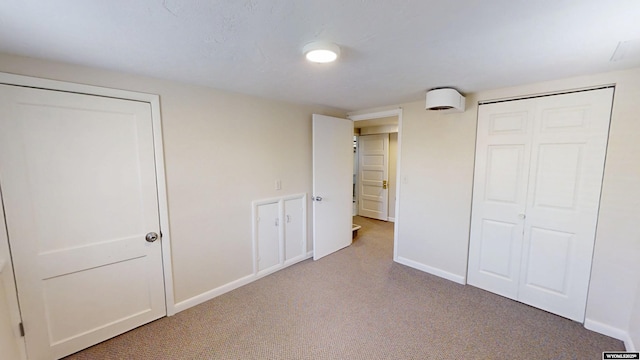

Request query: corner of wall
[{"left": 584, "top": 318, "right": 634, "bottom": 351}]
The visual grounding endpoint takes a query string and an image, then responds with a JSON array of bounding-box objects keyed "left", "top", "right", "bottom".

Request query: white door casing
[
  {"left": 358, "top": 134, "right": 389, "bottom": 221},
  {"left": 0, "top": 84, "right": 167, "bottom": 359},
  {"left": 312, "top": 114, "right": 353, "bottom": 260},
  {"left": 468, "top": 88, "right": 613, "bottom": 322}
]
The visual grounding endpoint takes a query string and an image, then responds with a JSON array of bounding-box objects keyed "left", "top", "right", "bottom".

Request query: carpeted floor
[{"left": 65, "top": 216, "right": 624, "bottom": 359}]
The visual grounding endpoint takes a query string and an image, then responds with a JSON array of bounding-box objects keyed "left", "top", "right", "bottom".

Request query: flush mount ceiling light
[{"left": 303, "top": 42, "right": 340, "bottom": 63}]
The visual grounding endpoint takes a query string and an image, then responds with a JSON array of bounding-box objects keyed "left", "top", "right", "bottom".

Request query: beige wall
[
  {"left": 0, "top": 53, "right": 345, "bottom": 310},
  {"left": 396, "top": 67, "right": 640, "bottom": 344}
]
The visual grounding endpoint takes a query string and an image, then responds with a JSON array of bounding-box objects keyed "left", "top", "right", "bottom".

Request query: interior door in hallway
[
  {"left": 357, "top": 134, "right": 389, "bottom": 220},
  {"left": 0, "top": 84, "right": 166, "bottom": 359},
  {"left": 312, "top": 114, "right": 353, "bottom": 260}
]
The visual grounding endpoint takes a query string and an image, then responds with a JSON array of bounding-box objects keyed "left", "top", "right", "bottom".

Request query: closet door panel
[
  {"left": 519, "top": 88, "right": 614, "bottom": 322},
  {"left": 467, "top": 100, "right": 535, "bottom": 299}
]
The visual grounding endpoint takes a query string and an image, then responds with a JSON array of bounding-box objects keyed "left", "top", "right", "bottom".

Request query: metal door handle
[
  {"left": 145, "top": 232, "right": 159, "bottom": 242},
  {"left": 313, "top": 196, "right": 323, "bottom": 202}
]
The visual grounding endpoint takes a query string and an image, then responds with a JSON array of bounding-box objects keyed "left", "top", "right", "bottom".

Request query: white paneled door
[
  {"left": 468, "top": 88, "right": 614, "bottom": 322},
  {"left": 0, "top": 84, "right": 166, "bottom": 359},
  {"left": 467, "top": 98, "right": 535, "bottom": 300},
  {"left": 358, "top": 134, "right": 389, "bottom": 221},
  {"left": 312, "top": 114, "right": 353, "bottom": 260}
]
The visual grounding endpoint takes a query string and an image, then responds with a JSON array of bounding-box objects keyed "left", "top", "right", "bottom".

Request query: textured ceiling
[{"left": 1, "top": 0, "right": 640, "bottom": 111}]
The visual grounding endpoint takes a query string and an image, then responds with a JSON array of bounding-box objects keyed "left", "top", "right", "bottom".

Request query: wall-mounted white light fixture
[
  {"left": 303, "top": 42, "right": 340, "bottom": 63},
  {"left": 425, "top": 88, "right": 466, "bottom": 113}
]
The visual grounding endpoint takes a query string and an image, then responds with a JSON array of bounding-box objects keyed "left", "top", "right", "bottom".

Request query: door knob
[
  {"left": 145, "top": 232, "right": 159, "bottom": 242},
  {"left": 312, "top": 196, "right": 323, "bottom": 202}
]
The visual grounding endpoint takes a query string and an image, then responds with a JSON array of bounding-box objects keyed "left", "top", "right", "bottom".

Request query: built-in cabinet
[
  {"left": 253, "top": 194, "right": 307, "bottom": 277},
  {"left": 467, "top": 88, "right": 614, "bottom": 322}
]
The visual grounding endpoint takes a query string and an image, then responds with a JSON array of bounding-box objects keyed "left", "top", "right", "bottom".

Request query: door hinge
[{"left": 19, "top": 322, "right": 24, "bottom": 337}]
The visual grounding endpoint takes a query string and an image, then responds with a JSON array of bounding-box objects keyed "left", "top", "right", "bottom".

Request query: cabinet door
[
  {"left": 256, "top": 202, "right": 280, "bottom": 273},
  {"left": 284, "top": 198, "right": 305, "bottom": 264}
]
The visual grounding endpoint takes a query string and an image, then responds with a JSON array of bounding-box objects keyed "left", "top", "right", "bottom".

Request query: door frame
[
  {"left": 348, "top": 108, "right": 403, "bottom": 262},
  {"left": 0, "top": 73, "right": 176, "bottom": 333}
]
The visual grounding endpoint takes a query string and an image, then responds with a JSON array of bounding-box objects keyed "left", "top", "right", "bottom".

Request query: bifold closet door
[
  {"left": 468, "top": 88, "right": 614, "bottom": 322},
  {"left": 467, "top": 98, "right": 536, "bottom": 300}
]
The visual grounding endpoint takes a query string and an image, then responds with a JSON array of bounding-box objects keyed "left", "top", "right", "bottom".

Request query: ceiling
[{"left": 1, "top": 1, "right": 640, "bottom": 111}]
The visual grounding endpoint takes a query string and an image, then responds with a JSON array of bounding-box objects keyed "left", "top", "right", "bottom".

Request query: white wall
[
  {"left": 0, "top": 53, "right": 345, "bottom": 312},
  {"left": 395, "top": 67, "right": 640, "bottom": 345},
  {"left": 394, "top": 103, "right": 476, "bottom": 283}
]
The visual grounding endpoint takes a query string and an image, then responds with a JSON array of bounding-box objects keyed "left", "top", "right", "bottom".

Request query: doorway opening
[{"left": 348, "top": 109, "right": 402, "bottom": 260}]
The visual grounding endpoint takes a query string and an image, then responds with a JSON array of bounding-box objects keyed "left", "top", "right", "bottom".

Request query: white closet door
[
  {"left": 468, "top": 88, "right": 613, "bottom": 322},
  {"left": 519, "top": 88, "right": 613, "bottom": 321},
  {"left": 0, "top": 84, "right": 166, "bottom": 359},
  {"left": 467, "top": 99, "right": 535, "bottom": 299}
]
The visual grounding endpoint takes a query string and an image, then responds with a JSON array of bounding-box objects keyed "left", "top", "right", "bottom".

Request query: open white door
[
  {"left": 358, "top": 134, "right": 389, "bottom": 220},
  {"left": 0, "top": 84, "right": 166, "bottom": 359},
  {"left": 312, "top": 114, "right": 353, "bottom": 260}
]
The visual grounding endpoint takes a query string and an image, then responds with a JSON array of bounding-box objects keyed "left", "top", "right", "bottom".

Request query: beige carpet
[{"left": 65, "top": 216, "right": 624, "bottom": 359}]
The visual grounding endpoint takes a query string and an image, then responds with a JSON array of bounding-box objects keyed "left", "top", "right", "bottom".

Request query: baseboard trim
[
  {"left": 173, "top": 252, "right": 314, "bottom": 314},
  {"left": 395, "top": 256, "right": 466, "bottom": 285},
  {"left": 173, "top": 274, "right": 255, "bottom": 313},
  {"left": 584, "top": 318, "right": 635, "bottom": 351},
  {"left": 283, "top": 252, "right": 313, "bottom": 268}
]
